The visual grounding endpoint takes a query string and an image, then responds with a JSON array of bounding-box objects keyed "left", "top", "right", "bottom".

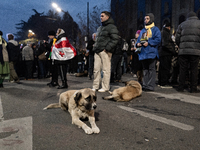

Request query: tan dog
[
  {"left": 103, "top": 80, "right": 142, "bottom": 102},
  {"left": 43, "top": 88, "right": 100, "bottom": 134}
]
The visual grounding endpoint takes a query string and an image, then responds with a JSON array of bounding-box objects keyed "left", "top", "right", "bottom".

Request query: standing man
[
  {"left": 86, "top": 33, "right": 96, "bottom": 80},
  {"left": 6, "top": 33, "right": 20, "bottom": 83},
  {"left": 175, "top": 11, "right": 200, "bottom": 93},
  {"left": 46, "top": 30, "right": 58, "bottom": 87},
  {"left": 22, "top": 42, "right": 34, "bottom": 80},
  {"left": 136, "top": 13, "right": 161, "bottom": 91},
  {"left": 158, "top": 22, "right": 176, "bottom": 88},
  {"left": 92, "top": 11, "right": 119, "bottom": 92}
]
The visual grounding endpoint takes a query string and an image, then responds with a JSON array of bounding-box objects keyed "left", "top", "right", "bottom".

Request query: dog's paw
[
  {"left": 43, "top": 107, "right": 47, "bottom": 110},
  {"left": 83, "top": 125, "right": 93, "bottom": 134},
  {"left": 92, "top": 127, "right": 100, "bottom": 134}
]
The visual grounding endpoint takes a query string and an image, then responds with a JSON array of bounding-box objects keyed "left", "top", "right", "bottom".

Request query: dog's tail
[{"left": 43, "top": 103, "right": 60, "bottom": 110}]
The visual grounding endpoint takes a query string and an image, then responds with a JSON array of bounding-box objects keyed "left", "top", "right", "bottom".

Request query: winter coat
[
  {"left": 7, "top": 40, "right": 20, "bottom": 62},
  {"left": 2, "top": 43, "right": 9, "bottom": 62},
  {"left": 22, "top": 45, "right": 34, "bottom": 61},
  {"left": 175, "top": 16, "right": 200, "bottom": 56},
  {"left": 136, "top": 26, "right": 161, "bottom": 60},
  {"left": 113, "top": 37, "right": 123, "bottom": 56},
  {"left": 159, "top": 27, "right": 176, "bottom": 57},
  {"left": 86, "top": 39, "right": 95, "bottom": 56},
  {"left": 93, "top": 17, "right": 119, "bottom": 54}
]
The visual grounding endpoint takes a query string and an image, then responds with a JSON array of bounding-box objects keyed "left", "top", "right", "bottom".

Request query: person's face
[
  {"left": 135, "top": 33, "right": 139, "bottom": 39},
  {"left": 100, "top": 13, "right": 109, "bottom": 22},
  {"left": 166, "top": 26, "right": 171, "bottom": 30},
  {"left": 48, "top": 35, "right": 54, "bottom": 39},
  {"left": 144, "top": 16, "right": 150, "bottom": 25}
]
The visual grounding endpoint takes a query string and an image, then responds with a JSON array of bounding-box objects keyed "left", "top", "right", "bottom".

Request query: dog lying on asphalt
[
  {"left": 43, "top": 88, "right": 100, "bottom": 134},
  {"left": 103, "top": 80, "right": 142, "bottom": 102}
]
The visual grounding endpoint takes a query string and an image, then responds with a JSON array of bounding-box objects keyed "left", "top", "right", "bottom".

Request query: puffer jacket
[
  {"left": 136, "top": 26, "right": 161, "bottom": 60},
  {"left": 175, "top": 16, "right": 200, "bottom": 56},
  {"left": 93, "top": 17, "right": 119, "bottom": 54}
]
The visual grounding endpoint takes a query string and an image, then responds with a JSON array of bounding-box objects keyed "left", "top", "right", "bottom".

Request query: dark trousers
[
  {"left": 58, "top": 64, "right": 67, "bottom": 81},
  {"left": 158, "top": 55, "right": 172, "bottom": 86},
  {"left": 89, "top": 55, "right": 94, "bottom": 79},
  {"left": 141, "top": 59, "right": 156, "bottom": 90},
  {"left": 111, "top": 55, "right": 122, "bottom": 81},
  {"left": 51, "top": 63, "right": 58, "bottom": 83},
  {"left": 25, "top": 60, "right": 33, "bottom": 79},
  {"left": 178, "top": 55, "right": 199, "bottom": 90}
]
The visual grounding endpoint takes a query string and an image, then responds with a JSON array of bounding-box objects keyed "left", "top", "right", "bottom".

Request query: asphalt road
[{"left": 0, "top": 73, "right": 200, "bottom": 150}]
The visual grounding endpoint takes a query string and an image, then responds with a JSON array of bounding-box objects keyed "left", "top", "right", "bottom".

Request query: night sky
[{"left": 1, "top": 0, "right": 110, "bottom": 40}]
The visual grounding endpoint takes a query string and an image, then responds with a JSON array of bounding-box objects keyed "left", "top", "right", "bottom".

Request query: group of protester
[{"left": 1, "top": 11, "right": 200, "bottom": 93}]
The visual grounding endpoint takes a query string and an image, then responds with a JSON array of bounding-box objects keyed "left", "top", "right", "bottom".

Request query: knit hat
[
  {"left": 136, "top": 30, "right": 141, "bottom": 35},
  {"left": 164, "top": 22, "right": 172, "bottom": 28},
  {"left": 187, "top": 11, "right": 197, "bottom": 18},
  {"left": 48, "top": 30, "right": 56, "bottom": 36},
  {"left": 146, "top": 13, "right": 154, "bottom": 25}
]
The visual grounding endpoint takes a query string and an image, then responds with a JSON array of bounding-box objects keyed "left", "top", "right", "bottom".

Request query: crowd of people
[{"left": 1, "top": 11, "right": 200, "bottom": 93}]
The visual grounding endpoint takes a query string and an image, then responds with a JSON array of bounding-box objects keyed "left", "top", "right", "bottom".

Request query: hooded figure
[
  {"left": 50, "top": 28, "right": 77, "bottom": 89},
  {"left": 136, "top": 13, "right": 161, "bottom": 91}
]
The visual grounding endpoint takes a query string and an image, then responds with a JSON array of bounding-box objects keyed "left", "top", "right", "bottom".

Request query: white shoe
[
  {"left": 98, "top": 89, "right": 108, "bottom": 92},
  {"left": 92, "top": 89, "right": 97, "bottom": 92}
]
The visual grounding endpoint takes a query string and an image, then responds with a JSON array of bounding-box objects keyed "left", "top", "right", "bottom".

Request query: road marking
[
  {"left": 0, "top": 99, "right": 33, "bottom": 150},
  {"left": 118, "top": 105, "right": 194, "bottom": 131},
  {"left": 149, "top": 92, "right": 200, "bottom": 105},
  {"left": 0, "top": 97, "right": 4, "bottom": 122}
]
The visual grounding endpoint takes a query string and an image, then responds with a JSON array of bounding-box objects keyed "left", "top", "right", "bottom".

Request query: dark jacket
[
  {"left": 86, "top": 39, "right": 95, "bottom": 56},
  {"left": 7, "top": 40, "right": 20, "bottom": 62},
  {"left": 93, "top": 17, "right": 119, "bottom": 54},
  {"left": 136, "top": 26, "right": 161, "bottom": 60},
  {"left": 113, "top": 37, "right": 123, "bottom": 56},
  {"left": 159, "top": 27, "right": 176, "bottom": 57},
  {"left": 175, "top": 16, "right": 200, "bottom": 56}
]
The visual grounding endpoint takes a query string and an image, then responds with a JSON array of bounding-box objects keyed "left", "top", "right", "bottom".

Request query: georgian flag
[{"left": 51, "top": 37, "right": 76, "bottom": 60}]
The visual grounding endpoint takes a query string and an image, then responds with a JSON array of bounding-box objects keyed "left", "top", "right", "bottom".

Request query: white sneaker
[
  {"left": 92, "top": 89, "right": 97, "bottom": 92},
  {"left": 98, "top": 89, "right": 108, "bottom": 92}
]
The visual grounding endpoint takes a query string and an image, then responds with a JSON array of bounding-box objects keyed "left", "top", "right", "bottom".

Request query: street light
[
  {"left": 52, "top": 2, "right": 63, "bottom": 13},
  {"left": 28, "top": 30, "right": 35, "bottom": 38}
]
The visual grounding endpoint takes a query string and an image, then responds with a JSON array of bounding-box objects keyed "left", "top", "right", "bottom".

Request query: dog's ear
[{"left": 74, "top": 92, "right": 82, "bottom": 104}]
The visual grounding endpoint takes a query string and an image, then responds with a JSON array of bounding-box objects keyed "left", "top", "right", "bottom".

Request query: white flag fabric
[{"left": 51, "top": 37, "right": 76, "bottom": 60}]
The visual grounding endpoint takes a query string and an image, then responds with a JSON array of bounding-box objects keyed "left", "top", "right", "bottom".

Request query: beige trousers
[
  {"left": 9, "top": 62, "right": 19, "bottom": 81},
  {"left": 93, "top": 51, "right": 112, "bottom": 91}
]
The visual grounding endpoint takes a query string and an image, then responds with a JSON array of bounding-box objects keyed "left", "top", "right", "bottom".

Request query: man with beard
[
  {"left": 136, "top": 13, "right": 161, "bottom": 91},
  {"left": 92, "top": 11, "right": 119, "bottom": 92}
]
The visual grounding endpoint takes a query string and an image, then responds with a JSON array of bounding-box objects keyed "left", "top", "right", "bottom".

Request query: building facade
[{"left": 111, "top": 0, "right": 200, "bottom": 40}]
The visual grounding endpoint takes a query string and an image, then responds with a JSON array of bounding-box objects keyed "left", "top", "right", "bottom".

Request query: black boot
[
  {"left": 57, "top": 64, "right": 68, "bottom": 89},
  {"left": 57, "top": 80, "right": 68, "bottom": 89}
]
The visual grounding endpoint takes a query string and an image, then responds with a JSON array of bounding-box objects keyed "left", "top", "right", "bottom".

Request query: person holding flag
[{"left": 50, "top": 28, "right": 76, "bottom": 89}]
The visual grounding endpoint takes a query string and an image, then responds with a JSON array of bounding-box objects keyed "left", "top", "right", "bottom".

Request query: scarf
[
  {"left": 0, "top": 36, "right": 7, "bottom": 64},
  {"left": 145, "top": 22, "right": 155, "bottom": 39},
  {"left": 48, "top": 38, "right": 57, "bottom": 60}
]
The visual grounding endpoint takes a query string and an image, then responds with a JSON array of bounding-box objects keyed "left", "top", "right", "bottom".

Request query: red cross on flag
[{"left": 51, "top": 37, "right": 76, "bottom": 60}]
